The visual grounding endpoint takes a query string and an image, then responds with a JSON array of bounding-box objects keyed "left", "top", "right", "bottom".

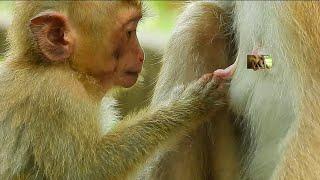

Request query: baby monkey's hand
[{"left": 180, "top": 73, "right": 229, "bottom": 115}]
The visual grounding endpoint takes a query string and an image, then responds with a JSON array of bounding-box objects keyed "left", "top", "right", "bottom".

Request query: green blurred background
[
  {"left": 0, "top": 1, "right": 186, "bottom": 116},
  {"left": 0, "top": 1, "right": 12, "bottom": 61}
]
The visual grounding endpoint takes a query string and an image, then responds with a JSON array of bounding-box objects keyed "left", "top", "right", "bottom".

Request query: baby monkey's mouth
[{"left": 125, "top": 70, "right": 140, "bottom": 76}]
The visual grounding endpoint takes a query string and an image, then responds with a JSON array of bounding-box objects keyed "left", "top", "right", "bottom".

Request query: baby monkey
[{"left": 0, "top": 1, "right": 227, "bottom": 179}]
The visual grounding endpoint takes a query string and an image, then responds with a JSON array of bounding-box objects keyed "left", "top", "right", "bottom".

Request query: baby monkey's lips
[
  {"left": 124, "top": 68, "right": 142, "bottom": 77},
  {"left": 120, "top": 70, "right": 141, "bottom": 88},
  {"left": 123, "top": 70, "right": 140, "bottom": 84},
  {"left": 125, "top": 71, "right": 140, "bottom": 76}
]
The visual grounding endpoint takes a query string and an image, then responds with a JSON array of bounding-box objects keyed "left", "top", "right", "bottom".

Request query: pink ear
[{"left": 30, "top": 12, "right": 74, "bottom": 62}]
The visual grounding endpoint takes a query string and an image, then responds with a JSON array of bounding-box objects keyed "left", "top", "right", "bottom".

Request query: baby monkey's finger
[
  {"left": 211, "top": 75, "right": 230, "bottom": 92},
  {"left": 200, "top": 73, "right": 214, "bottom": 82}
]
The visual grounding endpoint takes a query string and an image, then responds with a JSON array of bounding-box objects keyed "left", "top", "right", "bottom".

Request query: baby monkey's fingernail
[{"left": 214, "top": 63, "right": 236, "bottom": 79}]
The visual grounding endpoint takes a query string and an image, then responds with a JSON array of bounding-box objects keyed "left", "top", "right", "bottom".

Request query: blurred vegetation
[
  {"left": 0, "top": 1, "right": 12, "bottom": 16},
  {"left": 140, "top": 1, "right": 184, "bottom": 35},
  {"left": 0, "top": 1, "right": 12, "bottom": 61}
]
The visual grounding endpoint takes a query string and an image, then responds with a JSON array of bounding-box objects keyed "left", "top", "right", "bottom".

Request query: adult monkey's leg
[{"left": 144, "top": 2, "right": 239, "bottom": 180}]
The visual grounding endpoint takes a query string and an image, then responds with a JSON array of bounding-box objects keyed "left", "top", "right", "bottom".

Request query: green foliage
[
  {"left": 140, "top": 1, "right": 184, "bottom": 36},
  {"left": 0, "top": 1, "right": 13, "bottom": 18}
]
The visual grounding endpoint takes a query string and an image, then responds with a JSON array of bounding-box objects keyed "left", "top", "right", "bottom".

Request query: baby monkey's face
[{"left": 69, "top": 2, "right": 145, "bottom": 90}]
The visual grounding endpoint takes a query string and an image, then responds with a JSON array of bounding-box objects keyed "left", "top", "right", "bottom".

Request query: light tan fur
[
  {"left": 143, "top": 1, "right": 320, "bottom": 180},
  {"left": 141, "top": 2, "right": 239, "bottom": 180}
]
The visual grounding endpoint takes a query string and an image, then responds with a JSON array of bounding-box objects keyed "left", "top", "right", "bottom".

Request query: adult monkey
[
  {"left": 0, "top": 1, "right": 228, "bottom": 179},
  {"left": 146, "top": 1, "right": 320, "bottom": 180}
]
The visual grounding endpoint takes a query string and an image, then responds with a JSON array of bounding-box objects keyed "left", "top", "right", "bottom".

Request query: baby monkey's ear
[{"left": 30, "top": 11, "right": 75, "bottom": 62}]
